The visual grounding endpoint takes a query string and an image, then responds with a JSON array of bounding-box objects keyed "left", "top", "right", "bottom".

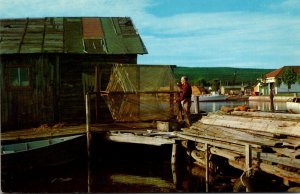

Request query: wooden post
[
  {"left": 245, "top": 144, "right": 252, "bottom": 172},
  {"left": 171, "top": 164, "right": 178, "bottom": 188},
  {"left": 85, "top": 93, "right": 92, "bottom": 193},
  {"left": 95, "top": 65, "right": 100, "bottom": 122},
  {"left": 171, "top": 143, "right": 178, "bottom": 164},
  {"left": 171, "top": 142, "right": 180, "bottom": 188},
  {"left": 193, "top": 95, "right": 199, "bottom": 114},
  {"left": 205, "top": 143, "right": 209, "bottom": 192},
  {"left": 245, "top": 144, "right": 252, "bottom": 192},
  {"left": 170, "top": 79, "right": 175, "bottom": 117}
]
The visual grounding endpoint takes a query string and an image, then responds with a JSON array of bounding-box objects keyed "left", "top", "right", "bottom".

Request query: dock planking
[{"left": 1, "top": 122, "right": 177, "bottom": 146}]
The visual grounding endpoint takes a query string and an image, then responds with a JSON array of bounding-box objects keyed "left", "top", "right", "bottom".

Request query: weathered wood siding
[
  {"left": 59, "top": 54, "right": 137, "bottom": 123},
  {"left": 1, "top": 54, "right": 57, "bottom": 130},
  {"left": 1, "top": 53, "right": 137, "bottom": 130}
]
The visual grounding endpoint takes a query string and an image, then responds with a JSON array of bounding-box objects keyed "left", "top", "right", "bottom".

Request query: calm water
[
  {"left": 1, "top": 100, "right": 288, "bottom": 193},
  {"left": 192, "top": 100, "right": 288, "bottom": 113},
  {"left": 1, "top": 141, "right": 222, "bottom": 193}
]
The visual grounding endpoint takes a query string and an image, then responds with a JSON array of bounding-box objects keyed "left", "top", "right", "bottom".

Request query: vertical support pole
[
  {"left": 136, "top": 66, "right": 140, "bottom": 120},
  {"left": 171, "top": 143, "right": 179, "bottom": 188},
  {"left": 245, "top": 144, "right": 252, "bottom": 172},
  {"left": 95, "top": 65, "right": 100, "bottom": 122},
  {"left": 55, "top": 55, "right": 60, "bottom": 122},
  {"left": 171, "top": 163, "right": 178, "bottom": 188},
  {"left": 85, "top": 93, "right": 92, "bottom": 193},
  {"left": 193, "top": 95, "right": 199, "bottom": 114},
  {"left": 171, "top": 143, "right": 178, "bottom": 165},
  {"left": 170, "top": 77, "right": 175, "bottom": 118},
  {"left": 245, "top": 144, "right": 252, "bottom": 192},
  {"left": 205, "top": 143, "right": 209, "bottom": 192}
]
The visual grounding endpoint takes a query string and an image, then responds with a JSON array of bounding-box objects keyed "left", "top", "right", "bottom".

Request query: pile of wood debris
[
  {"left": 175, "top": 111, "right": 300, "bottom": 190},
  {"left": 33, "top": 122, "right": 65, "bottom": 132},
  {"left": 220, "top": 105, "right": 257, "bottom": 113}
]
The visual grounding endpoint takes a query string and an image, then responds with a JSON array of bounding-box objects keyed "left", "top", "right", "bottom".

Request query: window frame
[{"left": 5, "top": 64, "right": 33, "bottom": 91}]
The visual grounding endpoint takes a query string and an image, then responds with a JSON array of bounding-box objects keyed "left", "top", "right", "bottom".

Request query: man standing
[{"left": 176, "top": 76, "right": 192, "bottom": 127}]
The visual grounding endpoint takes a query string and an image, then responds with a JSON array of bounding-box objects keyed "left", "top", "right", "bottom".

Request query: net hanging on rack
[{"left": 103, "top": 64, "right": 180, "bottom": 121}]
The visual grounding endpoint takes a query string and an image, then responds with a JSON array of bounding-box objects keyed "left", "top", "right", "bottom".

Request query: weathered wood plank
[
  {"left": 273, "top": 148, "right": 300, "bottom": 159},
  {"left": 180, "top": 128, "right": 263, "bottom": 149},
  {"left": 195, "top": 143, "right": 242, "bottom": 160},
  {"left": 231, "top": 111, "right": 300, "bottom": 120},
  {"left": 176, "top": 132, "right": 253, "bottom": 153},
  {"left": 200, "top": 113, "right": 300, "bottom": 137},
  {"left": 176, "top": 132, "right": 300, "bottom": 169},
  {"left": 229, "top": 159, "right": 300, "bottom": 184},
  {"left": 106, "top": 133, "right": 175, "bottom": 146},
  {"left": 190, "top": 122, "right": 280, "bottom": 147}
]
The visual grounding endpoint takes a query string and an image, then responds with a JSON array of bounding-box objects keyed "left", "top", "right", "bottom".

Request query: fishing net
[{"left": 102, "top": 64, "right": 180, "bottom": 121}]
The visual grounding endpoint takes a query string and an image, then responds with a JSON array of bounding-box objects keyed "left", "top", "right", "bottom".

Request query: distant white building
[
  {"left": 260, "top": 66, "right": 300, "bottom": 95},
  {"left": 220, "top": 85, "right": 251, "bottom": 95}
]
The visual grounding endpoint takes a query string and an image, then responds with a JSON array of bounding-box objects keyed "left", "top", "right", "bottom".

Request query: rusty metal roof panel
[
  {"left": 82, "top": 17, "right": 104, "bottom": 39},
  {"left": 0, "top": 17, "right": 147, "bottom": 54},
  {"left": 81, "top": 18, "right": 106, "bottom": 53}
]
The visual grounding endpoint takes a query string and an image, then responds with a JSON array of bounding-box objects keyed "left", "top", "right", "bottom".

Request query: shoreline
[{"left": 248, "top": 96, "right": 293, "bottom": 102}]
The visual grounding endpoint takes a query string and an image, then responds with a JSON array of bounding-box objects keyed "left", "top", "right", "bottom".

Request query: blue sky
[{"left": 0, "top": 0, "right": 299, "bottom": 69}]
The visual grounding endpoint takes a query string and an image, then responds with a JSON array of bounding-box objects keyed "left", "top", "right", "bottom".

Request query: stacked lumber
[{"left": 175, "top": 111, "right": 300, "bottom": 185}]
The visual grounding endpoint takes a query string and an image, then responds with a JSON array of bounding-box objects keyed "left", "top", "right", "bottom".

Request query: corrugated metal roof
[{"left": 0, "top": 17, "right": 148, "bottom": 55}]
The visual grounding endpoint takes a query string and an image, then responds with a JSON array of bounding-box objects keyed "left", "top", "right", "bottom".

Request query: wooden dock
[
  {"left": 2, "top": 109, "right": 300, "bottom": 191},
  {"left": 1, "top": 122, "right": 171, "bottom": 143},
  {"left": 175, "top": 111, "right": 300, "bottom": 190}
]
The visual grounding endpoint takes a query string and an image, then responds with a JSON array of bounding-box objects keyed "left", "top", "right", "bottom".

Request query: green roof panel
[
  {"left": 101, "top": 17, "right": 127, "bottom": 54},
  {"left": 0, "top": 17, "right": 147, "bottom": 55},
  {"left": 64, "top": 18, "right": 84, "bottom": 53}
]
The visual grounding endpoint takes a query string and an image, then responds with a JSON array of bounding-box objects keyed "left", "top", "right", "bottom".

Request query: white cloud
[
  {"left": 0, "top": 0, "right": 153, "bottom": 18},
  {"left": 138, "top": 10, "right": 300, "bottom": 68},
  {"left": 270, "top": 0, "right": 300, "bottom": 13}
]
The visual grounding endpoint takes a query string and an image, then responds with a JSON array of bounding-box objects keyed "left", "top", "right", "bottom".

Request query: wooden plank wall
[
  {"left": 59, "top": 54, "right": 137, "bottom": 124},
  {"left": 1, "top": 54, "right": 56, "bottom": 130},
  {"left": 1, "top": 53, "right": 138, "bottom": 130}
]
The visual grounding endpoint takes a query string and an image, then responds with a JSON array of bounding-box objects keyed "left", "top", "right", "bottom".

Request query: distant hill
[{"left": 174, "top": 67, "right": 274, "bottom": 86}]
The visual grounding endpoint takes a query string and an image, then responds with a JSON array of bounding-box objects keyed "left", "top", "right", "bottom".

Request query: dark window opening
[{"left": 7, "top": 66, "right": 31, "bottom": 89}]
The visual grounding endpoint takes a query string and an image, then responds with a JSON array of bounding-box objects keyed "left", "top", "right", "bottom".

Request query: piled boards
[{"left": 175, "top": 111, "right": 300, "bottom": 185}]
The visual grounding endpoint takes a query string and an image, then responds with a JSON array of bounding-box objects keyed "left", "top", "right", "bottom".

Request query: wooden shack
[{"left": 0, "top": 17, "right": 148, "bottom": 131}]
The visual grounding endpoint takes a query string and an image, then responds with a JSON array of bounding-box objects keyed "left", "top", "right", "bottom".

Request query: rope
[{"left": 240, "top": 166, "right": 256, "bottom": 187}]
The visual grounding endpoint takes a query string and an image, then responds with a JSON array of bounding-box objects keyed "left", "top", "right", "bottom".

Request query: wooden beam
[
  {"left": 203, "top": 146, "right": 242, "bottom": 160},
  {"left": 176, "top": 132, "right": 300, "bottom": 169},
  {"left": 193, "top": 96, "right": 199, "bottom": 114},
  {"left": 106, "top": 133, "right": 175, "bottom": 146},
  {"left": 273, "top": 148, "right": 300, "bottom": 159},
  {"left": 245, "top": 144, "right": 252, "bottom": 172},
  {"left": 85, "top": 93, "right": 92, "bottom": 193},
  {"left": 95, "top": 65, "right": 100, "bottom": 122},
  {"left": 205, "top": 143, "right": 209, "bottom": 192},
  {"left": 171, "top": 143, "right": 178, "bottom": 164},
  {"left": 188, "top": 124, "right": 278, "bottom": 148},
  {"left": 200, "top": 113, "right": 300, "bottom": 137},
  {"left": 231, "top": 111, "right": 300, "bottom": 120},
  {"left": 245, "top": 144, "right": 252, "bottom": 192},
  {"left": 229, "top": 160, "right": 300, "bottom": 184}
]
